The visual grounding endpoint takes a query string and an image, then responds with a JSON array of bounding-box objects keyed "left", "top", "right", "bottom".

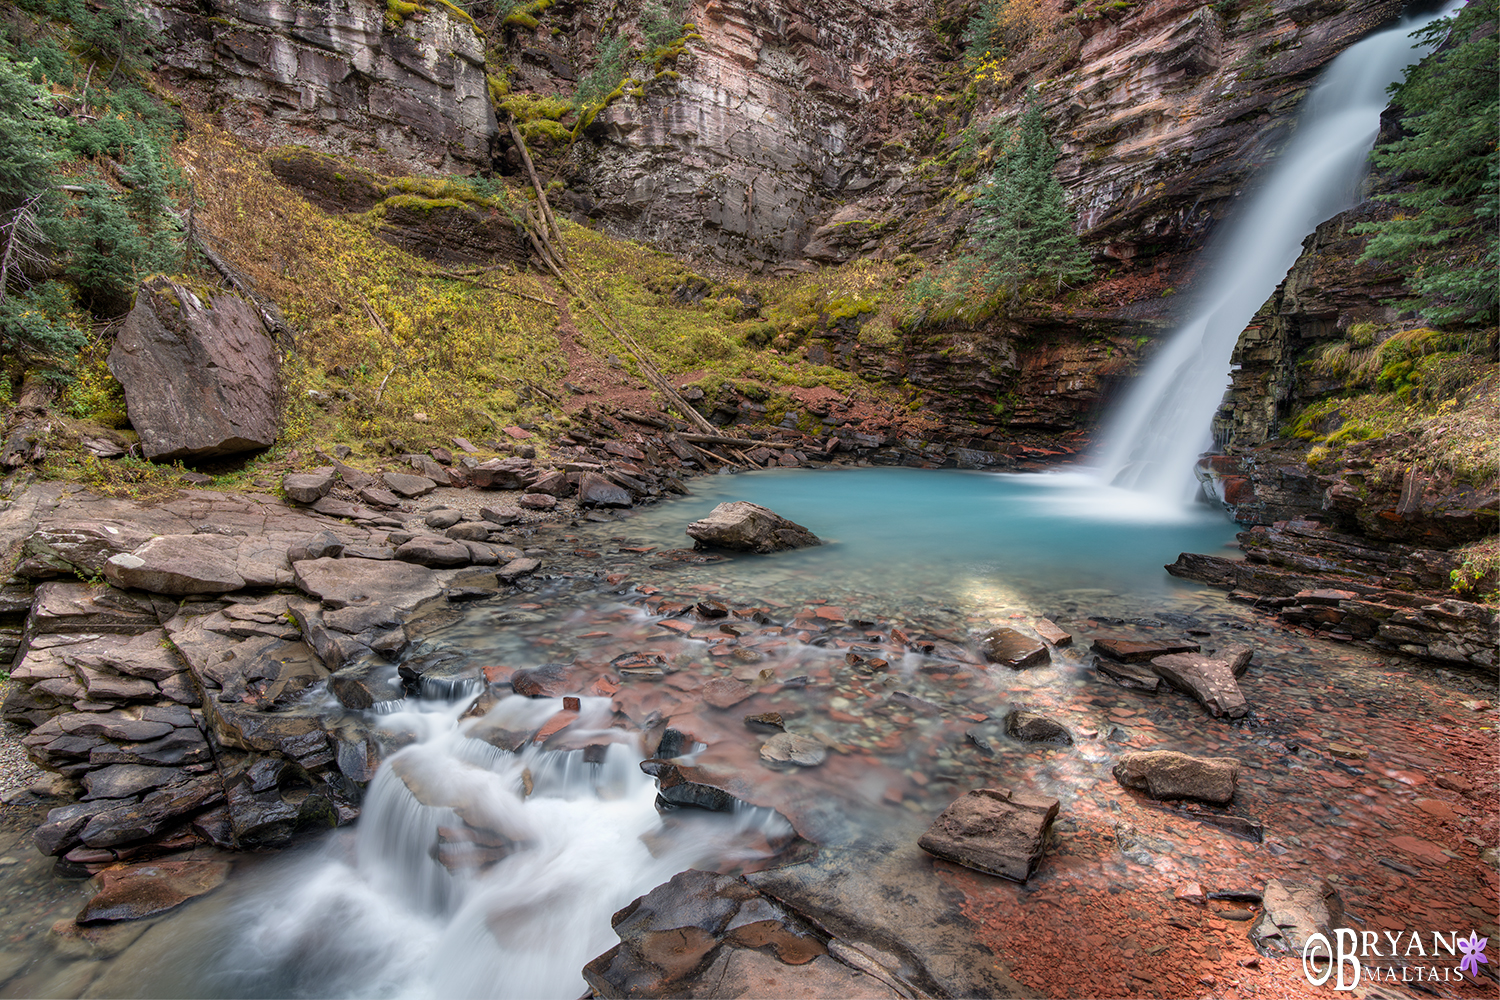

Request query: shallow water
[{"left": 2, "top": 469, "right": 1495, "bottom": 999}]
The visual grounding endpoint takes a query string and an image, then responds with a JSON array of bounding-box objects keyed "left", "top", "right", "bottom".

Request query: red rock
[
  {"left": 533, "top": 710, "right": 578, "bottom": 742},
  {"left": 1033, "top": 619, "right": 1072, "bottom": 647},
  {"left": 656, "top": 619, "right": 693, "bottom": 634},
  {"left": 814, "top": 606, "right": 845, "bottom": 621},
  {"left": 1174, "top": 881, "right": 1206, "bottom": 904},
  {"left": 76, "top": 859, "right": 231, "bottom": 924},
  {"left": 1092, "top": 637, "right": 1201, "bottom": 663},
  {"left": 502, "top": 425, "right": 532, "bottom": 439},
  {"left": 702, "top": 677, "right": 754, "bottom": 710}
]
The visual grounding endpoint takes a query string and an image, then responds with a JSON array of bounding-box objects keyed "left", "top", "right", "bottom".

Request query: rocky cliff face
[
  {"left": 151, "top": 0, "right": 496, "bottom": 173},
  {"left": 1042, "top": 0, "right": 1404, "bottom": 265},
  {"left": 148, "top": 0, "right": 1408, "bottom": 271},
  {"left": 558, "top": 0, "right": 1405, "bottom": 270}
]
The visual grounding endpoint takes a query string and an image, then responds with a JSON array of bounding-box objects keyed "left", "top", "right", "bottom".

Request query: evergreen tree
[
  {"left": 971, "top": 99, "right": 1092, "bottom": 294},
  {"left": 1355, "top": 0, "right": 1499, "bottom": 325}
]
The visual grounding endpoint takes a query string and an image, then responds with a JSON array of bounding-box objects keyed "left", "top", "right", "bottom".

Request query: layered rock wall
[{"left": 151, "top": 0, "right": 496, "bottom": 173}]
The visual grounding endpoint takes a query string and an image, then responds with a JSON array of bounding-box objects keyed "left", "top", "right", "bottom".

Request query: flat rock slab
[
  {"left": 918, "top": 787, "right": 1060, "bottom": 883},
  {"left": 978, "top": 627, "right": 1049, "bottom": 669},
  {"left": 686, "top": 502, "right": 820, "bottom": 554},
  {"left": 1113, "top": 750, "right": 1240, "bottom": 804},
  {"left": 1250, "top": 879, "right": 1346, "bottom": 957},
  {"left": 292, "top": 557, "right": 441, "bottom": 611},
  {"left": 381, "top": 472, "right": 436, "bottom": 498},
  {"left": 103, "top": 535, "right": 247, "bottom": 595},
  {"left": 702, "top": 677, "right": 754, "bottom": 709},
  {"left": 76, "top": 859, "right": 231, "bottom": 924},
  {"left": 1094, "top": 656, "right": 1161, "bottom": 693},
  {"left": 394, "top": 536, "right": 471, "bottom": 568},
  {"left": 1150, "top": 652, "right": 1249, "bottom": 718},
  {"left": 1091, "top": 636, "right": 1201, "bottom": 663}
]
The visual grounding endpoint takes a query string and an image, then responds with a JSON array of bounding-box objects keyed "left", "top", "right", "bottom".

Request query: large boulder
[
  {"left": 685, "top": 502, "right": 821, "bottom": 554},
  {"left": 107, "top": 278, "right": 280, "bottom": 461}
]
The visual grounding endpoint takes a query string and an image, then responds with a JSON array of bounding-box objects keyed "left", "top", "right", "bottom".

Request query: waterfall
[
  {"left": 198, "top": 693, "right": 793, "bottom": 1000},
  {"left": 1091, "top": 4, "right": 1459, "bottom": 508}
]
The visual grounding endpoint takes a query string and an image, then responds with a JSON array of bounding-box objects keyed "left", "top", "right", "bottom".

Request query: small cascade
[
  {"left": 1092, "top": 5, "right": 1459, "bottom": 509},
  {"left": 200, "top": 692, "right": 793, "bottom": 1000}
]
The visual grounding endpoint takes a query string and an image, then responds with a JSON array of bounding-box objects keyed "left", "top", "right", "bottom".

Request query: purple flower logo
[{"left": 1458, "top": 931, "right": 1489, "bottom": 978}]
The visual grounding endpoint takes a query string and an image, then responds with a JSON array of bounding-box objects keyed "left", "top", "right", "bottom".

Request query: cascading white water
[
  {"left": 1092, "top": 4, "right": 1459, "bottom": 508},
  {"left": 201, "top": 694, "right": 792, "bottom": 1000}
]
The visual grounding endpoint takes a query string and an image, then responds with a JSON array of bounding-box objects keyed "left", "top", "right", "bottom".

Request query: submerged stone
[
  {"left": 918, "top": 788, "right": 1060, "bottom": 883},
  {"left": 1112, "top": 750, "right": 1240, "bottom": 804},
  {"left": 977, "top": 627, "right": 1049, "bottom": 669}
]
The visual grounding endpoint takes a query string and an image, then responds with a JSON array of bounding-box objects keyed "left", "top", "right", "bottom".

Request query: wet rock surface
[
  {"left": 0, "top": 472, "right": 1495, "bottom": 999},
  {"left": 685, "top": 502, "right": 821, "bottom": 554},
  {"left": 918, "top": 788, "right": 1060, "bottom": 883},
  {"left": 1113, "top": 750, "right": 1240, "bottom": 804}
]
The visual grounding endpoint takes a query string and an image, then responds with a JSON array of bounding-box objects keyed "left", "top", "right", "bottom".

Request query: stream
[{"left": 1, "top": 468, "right": 1494, "bottom": 998}]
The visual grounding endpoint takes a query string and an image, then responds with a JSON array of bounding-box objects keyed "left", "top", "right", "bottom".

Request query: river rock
[
  {"left": 642, "top": 760, "right": 740, "bottom": 811},
  {"left": 582, "top": 870, "right": 843, "bottom": 999},
  {"left": 282, "top": 469, "right": 336, "bottom": 504},
  {"left": 977, "top": 627, "right": 1050, "bottom": 669},
  {"left": 496, "top": 556, "right": 541, "bottom": 582},
  {"left": 1150, "top": 651, "right": 1249, "bottom": 718},
  {"left": 702, "top": 677, "right": 753, "bottom": 709},
  {"left": 425, "top": 509, "right": 462, "bottom": 529},
  {"left": 1093, "top": 655, "right": 1162, "bottom": 693},
  {"left": 918, "top": 787, "right": 1060, "bottom": 883},
  {"left": 76, "top": 859, "right": 231, "bottom": 924},
  {"left": 381, "top": 472, "right": 436, "bottom": 498},
  {"left": 760, "top": 732, "right": 827, "bottom": 767},
  {"left": 578, "top": 473, "right": 633, "bottom": 508},
  {"left": 1092, "top": 636, "right": 1202, "bottom": 663},
  {"left": 518, "top": 493, "right": 556, "bottom": 510},
  {"left": 106, "top": 278, "right": 280, "bottom": 461},
  {"left": 685, "top": 502, "right": 820, "bottom": 553},
  {"left": 394, "top": 536, "right": 471, "bottom": 568},
  {"left": 444, "top": 523, "right": 492, "bottom": 542},
  {"left": 1112, "top": 750, "right": 1240, "bottom": 804},
  {"left": 1005, "top": 710, "right": 1072, "bottom": 745},
  {"left": 78, "top": 773, "right": 225, "bottom": 848},
  {"left": 292, "top": 557, "right": 442, "bottom": 610},
  {"left": 509, "top": 663, "right": 576, "bottom": 698},
  {"left": 1250, "top": 879, "right": 1347, "bottom": 957},
  {"left": 103, "top": 535, "right": 247, "bottom": 595},
  {"left": 328, "top": 662, "right": 404, "bottom": 710}
]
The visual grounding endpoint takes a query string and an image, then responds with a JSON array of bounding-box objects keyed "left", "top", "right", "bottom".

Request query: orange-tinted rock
[{"left": 76, "top": 859, "right": 231, "bottom": 924}]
